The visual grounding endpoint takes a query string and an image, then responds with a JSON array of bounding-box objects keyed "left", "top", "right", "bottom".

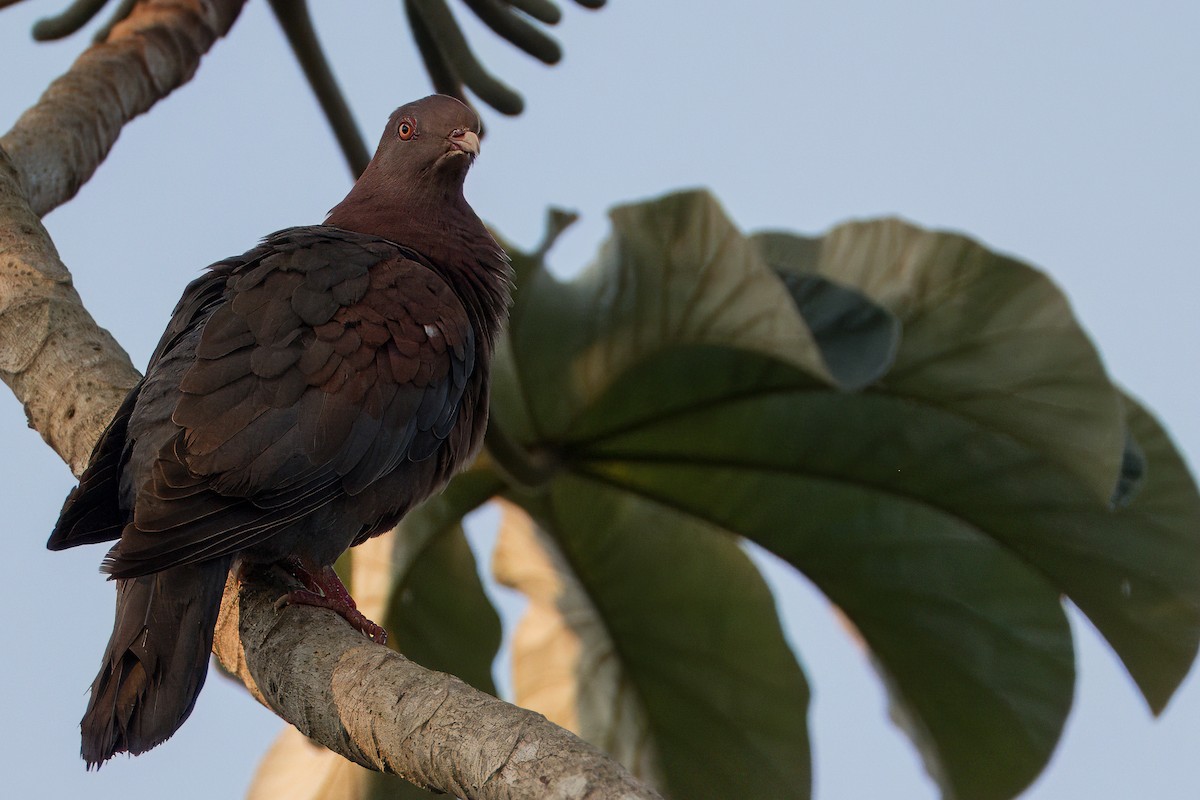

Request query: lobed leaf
[
  {"left": 383, "top": 468, "right": 506, "bottom": 693},
  {"left": 494, "top": 488, "right": 812, "bottom": 798},
  {"left": 489, "top": 191, "right": 1200, "bottom": 799},
  {"left": 492, "top": 191, "right": 832, "bottom": 444},
  {"left": 754, "top": 224, "right": 1125, "bottom": 500}
]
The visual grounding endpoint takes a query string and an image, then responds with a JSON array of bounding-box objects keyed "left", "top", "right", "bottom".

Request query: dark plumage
[{"left": 47, "top": 95, "right": 511, "bottom": 768}]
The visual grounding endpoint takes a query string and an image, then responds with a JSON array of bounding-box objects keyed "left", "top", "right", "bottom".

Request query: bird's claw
[
  {"left": 275, "top": 587, "right": 389, "bottom": 645},
  {"left": 274, "top": 559, "right": 389, "bottom": 645}
]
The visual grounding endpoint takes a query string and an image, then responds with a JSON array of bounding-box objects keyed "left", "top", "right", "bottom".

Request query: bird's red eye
[{"left": 397, "top": 119, "right": 416, "bottom": 141}]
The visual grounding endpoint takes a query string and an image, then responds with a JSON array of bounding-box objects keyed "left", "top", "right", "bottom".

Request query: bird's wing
[
  {"left": 47, "top": 248, "right": 248, "bottom": 551},
  {"left": 46, "top": 383, "right": 142, "bottom": 550},
  {"left": 104, "top": 227, "right": 476, "bottom": 577}
]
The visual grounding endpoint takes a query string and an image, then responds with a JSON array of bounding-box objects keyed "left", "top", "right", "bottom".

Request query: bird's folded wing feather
[
  {"left": 88, "top": 227, "right": 475, "bottom": 577},
  {"left": 46, "top": 247, "right": 240, "bottom": 552}
]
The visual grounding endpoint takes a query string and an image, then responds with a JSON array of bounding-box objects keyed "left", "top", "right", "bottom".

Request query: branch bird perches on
[{"left": 0, "top": 0, "right": 652, "bottom": 795}]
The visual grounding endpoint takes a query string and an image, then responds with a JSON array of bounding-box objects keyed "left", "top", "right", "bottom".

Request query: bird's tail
[{"left": 82, "top": 556, "right": 233, "bottom": 768}]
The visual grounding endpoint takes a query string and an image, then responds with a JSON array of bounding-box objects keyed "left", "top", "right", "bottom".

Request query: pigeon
[{"left": 46, "top": 94, "right": 511, "bottom": 768}]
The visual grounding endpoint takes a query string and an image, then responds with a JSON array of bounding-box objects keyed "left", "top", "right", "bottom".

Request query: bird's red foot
[{"left": 275, "top": 558, "right": 389, "bottom": 645}]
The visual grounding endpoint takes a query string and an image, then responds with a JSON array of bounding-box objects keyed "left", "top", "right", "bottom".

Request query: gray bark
[
  {"left": 0, "top": 0, "right": 245, "bottom": 473},
  {"left": 217, "top": 571, "right": 661, "bottom": 799}
]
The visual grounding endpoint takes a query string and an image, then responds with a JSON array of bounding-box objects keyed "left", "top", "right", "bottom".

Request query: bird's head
[
  {"left": 369, "top": 95, "right": 482, "bottom": 189},
  {"left": 327, "top": 95, "right": 495, "bottom": 260}
]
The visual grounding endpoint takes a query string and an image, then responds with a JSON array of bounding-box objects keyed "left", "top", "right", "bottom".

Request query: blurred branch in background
[
  {"left": 267, "top": 0, "right": 370, "bottom": 176},
  {"left": 7, "top": 0, "right": 606, "bottom": 177},
  {"left": 404, "top": 0, "right": 604, "bottom": 116},
  {"left": 31, "top": 0, "right": 107, "bottom": 40}
]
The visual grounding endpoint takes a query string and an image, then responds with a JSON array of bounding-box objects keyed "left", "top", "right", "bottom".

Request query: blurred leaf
[
  {"left": 568, "top": 354, "right": 1200, "bottom": 796},
  {"left": 865, "top": 394, "right": 1198, "bottom": 795},
  {"left": 493, "top": 488, "right": 811, "bottom": 798},
  {"left": 385, "top": 525, "right": 500, "bottom": 693},
  {"left": 384, "top": 468, "right": 506, "bottom": 692},
  {"left": 1111, "top": 423, "right": 1148, "bottom": 509},
  {"left": 248, "top": 727, "right": 439, "bottom": 800},
  {"left": 492, "top": 501, "right": 666, "bottom": 786},
  {"left": 754, "top": 224, "right": 1125, "bottom": 500},
  {"left": 1059, "top": 394, "right": 1200, "bottom": 709},
  {"left": 757, "top": 236, "right": 901, "bottom": 390},
  {"left": 491, "top": 190, "right": 832, "bottom": 444},
  {"left": 489, "top": 192, "right": 1200, "bottom": 799},
  {"left": 404, "top": 0, "right": 605, "bottom": 116},
  {"left": 247, "top": 728, "right": 353, "bottom": 800},
  {"left": 571, "top": 349, "right": 1073, "bottom": 800}
]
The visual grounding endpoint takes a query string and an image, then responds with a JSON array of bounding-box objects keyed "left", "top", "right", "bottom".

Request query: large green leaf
[
  {"left": 571, "top": 359, "right": 1200, "bottom": 795},
  {"left": 491, "top": 190, "right": 832, "bottom": 445},
  {"left": 770, "top": 265, "right": 901, "bottom": 390},
  {"left": 383, "top": 468, "right": 505, "bottom": 693},
  {"left": 492, "top": 501, "right": 667, "bottom": 786},
  {"left": 569, "top": 348, "right": 1074, "bottom": 800},
  {"left": 494, "top": 485, "right": 812, "bottom": 798},
  {"left": 754, "top": 223, "right": 1125, "bottom": 500},
  {"left": 489, "top": 191, "right": 1200, "bottom": 799}
]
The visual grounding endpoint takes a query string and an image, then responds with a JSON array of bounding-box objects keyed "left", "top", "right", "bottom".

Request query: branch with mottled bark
[
  {"left": 0, "top": 3, "right": 659, "bottom": 796},
  {"left": 216, "top": 572, "right": 661, "bottom": 799},
  {"left": 0, "top": 146, "right": 138, "bottom": 473},
  {"left": 2, "top": 0, "right": 245, "bottom": 216},
  {"left": 0, "top": 0, "right": 247, "bottom": 472}
]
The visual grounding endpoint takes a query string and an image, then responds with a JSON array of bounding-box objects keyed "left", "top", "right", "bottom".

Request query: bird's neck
[{"left": 325, "top": 185, "right": 511, "bottom": 351}]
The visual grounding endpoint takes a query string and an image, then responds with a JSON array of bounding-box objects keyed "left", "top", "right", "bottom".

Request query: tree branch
[
  {"left": 215, "top": 570, "right": 662, "bottom": 799},
  {"left": 0, "top": 0, "right": 245, "bottom": 472},
  {"left": 2, "top": 0, "right": 246, "bottom": 217},
  {"left": 1, "top": 2, "right": 659, "bottom": 795},
  {"left": 0, "top": 147, "right": 138, "bottom": 473},
  {"left": 266, "top": 0, "right": 370, "bottom": 178}
]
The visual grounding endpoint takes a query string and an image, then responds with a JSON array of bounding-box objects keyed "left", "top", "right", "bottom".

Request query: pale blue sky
[{"left": 2, "top": 2, "right": 1198, "bottom": 798}]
